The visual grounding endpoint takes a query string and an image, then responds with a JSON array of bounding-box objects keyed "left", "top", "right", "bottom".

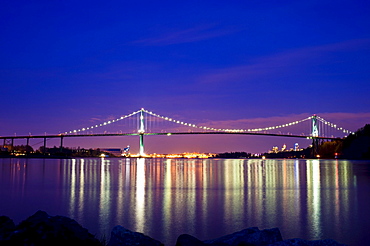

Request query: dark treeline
[
  {"left": 40, "top": 146, "right": 105, "bottom": 157},
  {"left": 263, "top": 148, "right": 312, "bottom": 159},
  {"left": 319, "top": 124, "right": 370, "bottom": 159},
  {"left": 214, "top": 152, "right": 253, "bottom": 158},
  {"left": 0, "top": 145, "right": 109, "bottom": 158},
  {"left": 263, "top": 124, "right": 370, "bottom": 159}
]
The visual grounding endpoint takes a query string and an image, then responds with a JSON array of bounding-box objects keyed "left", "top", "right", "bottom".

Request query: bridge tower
[
  {"left": 312, "top": 115, "right": 320, "bottom": 156},
  {"left": 138, "top": 108, "right": 145, "bottom": 156},
  {"left": 312, "top": 115, "right": 319, "bottom": 137}
]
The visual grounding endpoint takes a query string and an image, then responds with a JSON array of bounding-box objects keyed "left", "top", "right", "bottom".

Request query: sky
[{"left": 1, "top": 0, "right": 370, "bottom": 154}]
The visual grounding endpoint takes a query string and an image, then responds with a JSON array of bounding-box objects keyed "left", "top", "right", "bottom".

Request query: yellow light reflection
[
  {"left": 201, "top": 159, "right": 209, "bottom": 236},
  {"left": 185, "top": 159, "right": 196, "bottom": 234},
  {"left": 307, "top": 160, "right": 321, "bottom": 238},
  {"left": 69, "top": 159, "right": 76, "bottom": 216},
  {"left": 99, "top": 158, "right": 111, "bottom": 233},
  {"left": 78, "top": 159, "right": 85, "bottom": 219},
  {"left": 163, "top": 159, "right": 172, "bottom": 240},
  {"left": 135, "top": 158, "right": 145, "bottom": 232},
  {"left": 116, "top": 159, "right": 125, "bottom": 223}
]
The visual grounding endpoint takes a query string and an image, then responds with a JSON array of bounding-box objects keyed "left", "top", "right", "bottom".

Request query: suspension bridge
[{"left": 0, "top": 108, "right": 353, "bottom": 156}]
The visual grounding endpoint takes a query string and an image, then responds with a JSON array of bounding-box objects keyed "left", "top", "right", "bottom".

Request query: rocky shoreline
[{"left": 0, "top": 211, "right": 347, "bottom": 246}]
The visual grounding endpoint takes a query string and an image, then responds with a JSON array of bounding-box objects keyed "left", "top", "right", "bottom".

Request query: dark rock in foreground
[
  {"left": 176, "top": 227, "right": 346, "bottom": 246},
  {"left": 0, "top": 216, "right": 15, "bottom": 241},
  {"left": 0, "top": 210, "right": 101, "bottom": 246},
  {"left": 108, "top": 225, "right": 164, "bottom": 246},
  {"left": 0, "top": 211, "right": 347, "bottom": 246},
  {"left": 203, "top": 227, "right": 283, "bottom": 245},
  {"left": 176, "top": 227, "right": 282, "bottom": 246},
  {"left": 270, "top": 238, "right": 347, "bottom": 246},
  {"left": 176, "top": 234, "right": 207, "bottom": 246}
]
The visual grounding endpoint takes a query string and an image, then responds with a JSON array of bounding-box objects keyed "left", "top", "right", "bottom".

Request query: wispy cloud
[
  {"left": 196, "top": 38, "right": 370, "bottom": 86},
  {"left": 132, "top": 24, "right": 237, "bottom": 46},
  {"left": 314, "top": 38, "right": 370, "bottom": 52}
]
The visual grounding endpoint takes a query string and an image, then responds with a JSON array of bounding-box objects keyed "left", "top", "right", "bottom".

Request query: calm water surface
[{"left": 1, "top": 158, "right": 369, "bottom": 245}]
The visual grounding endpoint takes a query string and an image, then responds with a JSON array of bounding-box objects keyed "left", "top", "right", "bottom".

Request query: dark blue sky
[{"left": 1, "top": 0, "right": 370, "bottom": 153}]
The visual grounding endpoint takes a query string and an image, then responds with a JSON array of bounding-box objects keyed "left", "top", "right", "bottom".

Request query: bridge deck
[{"left": 0, "top": 132, "right": 342, "bottom": 140}]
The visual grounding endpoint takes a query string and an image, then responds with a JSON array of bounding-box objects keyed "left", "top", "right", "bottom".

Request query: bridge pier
[
  {"left": 2, "top": 139, "right": 13, "bottom": 152},
  {"left": 139, "top": 133, "right": 144, "bottom": 156},
  {"left": 43, "top": 138, "right": 46, "bottom": 155},
  {"left": 1, "top": 138, "right": 14, "bottom": 153},
  {"left": 26, "top": 138, "right": 30, "bottom": 155},
  {"left": 10, "top": 138, "right": 14, "bottom": 154},
  {"left": 312, "top": 138, "right": 319, "bottom": 157},
  {"left": 60, "top": 136, "right": 64, "bottom": 153}
]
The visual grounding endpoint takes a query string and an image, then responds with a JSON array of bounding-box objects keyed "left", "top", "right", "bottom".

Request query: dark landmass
[
  {"left": 0, "top": 146, "right": 113, "bottom": 158},
  {"left": 0, "top": 211, "right": 347, "bottom": 246},
  {"left": 261, "top": 124, "right": 370, "bottom": 160},
  {"left": 338, "top": 123, "right": 370, "bottom": 159}
]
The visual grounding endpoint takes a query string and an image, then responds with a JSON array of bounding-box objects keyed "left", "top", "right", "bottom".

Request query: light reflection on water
[{"left": 0, "top": 158, "right": 368, "bottom": 245}]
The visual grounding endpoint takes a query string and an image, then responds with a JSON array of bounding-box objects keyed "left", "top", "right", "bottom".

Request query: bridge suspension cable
[
  {"left": 63, "top": 109, "right": 142, "bottom": 135},
  {"left": 315, "top": 116, "right": 353, "bottom": 135},
  {"left": 61, "top": 108, "right": 354, "bottom": 137},
  {"left": 144, "top": 109, "right": 312, "bottom": 133},
  {"left": 144, "top": 110, "right": 353, "bottom": 135}
]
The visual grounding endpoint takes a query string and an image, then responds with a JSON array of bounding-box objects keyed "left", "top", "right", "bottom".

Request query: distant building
[
  {"left": 282, "top": 144, "right": 287, "bottom": 152},
  {"left": 294, "top": 143, "right": 299, "bottom": 151},
  {"left": 270, "top": 146, "right": 279, "bottom": 153}
]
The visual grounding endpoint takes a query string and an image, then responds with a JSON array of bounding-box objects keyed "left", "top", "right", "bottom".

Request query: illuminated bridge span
[{"left": 1, "top": 108, "right": 353, "bottom": 156}]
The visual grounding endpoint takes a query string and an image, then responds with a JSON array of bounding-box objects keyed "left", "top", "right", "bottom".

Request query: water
[{"left": 0, "top": 158, "right": 369, "bottom": 245}]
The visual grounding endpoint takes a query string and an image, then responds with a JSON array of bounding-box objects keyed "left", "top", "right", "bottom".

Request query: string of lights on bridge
[
  {"left": 143, "top": 109, "right": 311, "bottom": 133},
  {"left": 315, "top": 116, "right": 352, "bottom": 134},
  {"left": 63, "top": 108, "right": 353, "bottom": 136},
  {"left": 64, "top": 109, "right": 142, "bottom": 134}
]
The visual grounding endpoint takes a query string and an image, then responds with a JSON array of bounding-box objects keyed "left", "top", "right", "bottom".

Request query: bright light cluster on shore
[{"left": 129, "top": 152, "right": 216, "bottom": 158}]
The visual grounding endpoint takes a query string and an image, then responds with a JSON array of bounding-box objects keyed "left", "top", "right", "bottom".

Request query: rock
[
  {"left": 308, "top": 239, "right": 348, "bottom": 246},
  {"left": 176, "top": 234, "right": 207, "bottom": 246},
  {"left": 3, "top": 210, "right": 102, "bottom": 246},
  {"left": 107, "top": 225, "right": 163, "bottom": 246},
  {"left": 0, "top": 212, "right": 348, "bottom": 246},
  {"left": 269, "top": 238, "right": 347, "bottom": 246},
  {"left": 203, "top": 227, "right": 283, "bottom": 245},
  {"left": 0, "top": 216, "right": 15, "bottom": 241},
  {"left": 269, "top": 238, "right": 316, "bottom": 246}
]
